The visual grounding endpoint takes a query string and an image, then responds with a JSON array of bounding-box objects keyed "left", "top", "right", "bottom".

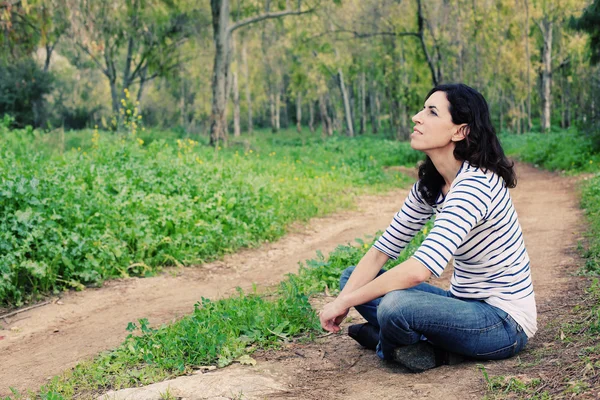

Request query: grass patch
[
  {"left": 6, "top": 229, "right": 428, "bottom": 398},
  {"left": 0, "top": 122, "right": 422, "bottom": 307},
  {"left": 500, "top": 129, "right": 600, "bottom": 173}
]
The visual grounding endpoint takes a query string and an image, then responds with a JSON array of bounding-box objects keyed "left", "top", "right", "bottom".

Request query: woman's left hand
[{"left": 319, "top": 298, "right": 349, "bottom": 333}]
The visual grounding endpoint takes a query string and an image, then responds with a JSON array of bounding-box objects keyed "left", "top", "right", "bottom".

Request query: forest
[{"left": 1, "top": 0, "right": 599, "bottom": 141}]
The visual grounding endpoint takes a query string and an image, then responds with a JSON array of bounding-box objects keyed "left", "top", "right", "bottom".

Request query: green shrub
[{"left": 0, "top": 127, "right": 421, "bottom": 306}]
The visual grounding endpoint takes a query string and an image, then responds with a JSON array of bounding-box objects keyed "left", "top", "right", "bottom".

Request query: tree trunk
[
  {"left": 296, "top": 93, "right": 302, "bottom": 132},
  {"left": 524, "top": 0, "right": 532, "bottom": 130},
  {"left": 318, "top": 95, "right": 332, "bottom": 136},
  {"left": 360, "top": 72, "right": 366, "bottom": 134},
  {"left": 540, "top": 17, "right": 553, "bottom": 132},
  {"left": 136, "top": 65, "right": 148, "bottom": 105},
  {"left": 308, "top": 101, "right": 315, "bottom": 132},
  {"left": 242, "top": 40, "right": 253, "bottom": 134},
  {"left": 369, "top": 78, "right": 378, "bottom": 134},
  {"left": 338, "top": 69, "right": 354, "bottom": 137},
  {"left": 275, "top": 88, "right": 281, "bottom": 131},
  {"left": 180, "top": 67, "right": 186, "bottom": 128},
  {"left": 209, "top": 0, "right": 231, "bottom": 146},
  {"left": 233, "top": 70, "right": 241, "bottom": 137},
  {"left": 499, "top": 88, "right": 504, "bottom": 133},
  {"left": 109, "top": 77, "right": 119, "bottom": 115},
  {"left": 270, "top": 93, "right": 276, "bottom": 132}
]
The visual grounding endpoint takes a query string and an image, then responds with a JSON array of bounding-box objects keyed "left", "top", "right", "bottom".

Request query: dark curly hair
[{"left": 417, "top": 83, "right": 516, "bottom": 206}]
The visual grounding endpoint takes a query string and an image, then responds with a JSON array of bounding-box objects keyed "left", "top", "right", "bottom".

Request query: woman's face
[{"left": 410, "top": 91, "right": 463, "bottom": 154}]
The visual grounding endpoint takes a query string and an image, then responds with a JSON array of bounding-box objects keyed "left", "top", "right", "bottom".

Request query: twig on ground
[
  {"left": 316, "top": 332, "right": 334, "bottom": 338},
  {"left": 0, "top": 300, "right": 53, "bottom": 320}
]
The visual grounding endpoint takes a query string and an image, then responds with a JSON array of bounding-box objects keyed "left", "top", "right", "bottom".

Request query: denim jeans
[{"left": 340, "top": 265, "right": 528, "bottom": 360}]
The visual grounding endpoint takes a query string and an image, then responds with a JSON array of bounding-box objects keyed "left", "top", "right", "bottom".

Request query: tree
[
  {"left": 68, "top": 0, "right": 199, "bottom": 117},
  {"left": 208, "top": 0, "right": 316, "bottom": 146},
  {"left": 571, "top": 0, "right": 600, "bottom": 65}
]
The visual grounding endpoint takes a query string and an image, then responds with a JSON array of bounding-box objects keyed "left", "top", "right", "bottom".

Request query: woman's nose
[{"left": 412, "top": 110, "right": 423, "bottom": 124}]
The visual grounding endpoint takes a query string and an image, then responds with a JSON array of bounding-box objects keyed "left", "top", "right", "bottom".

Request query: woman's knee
[
  {"left": 377, "top": 290, "right": 412, "bottom": 328},
  {"left": 339, "top": 265, "right": 356, "bottom": 290}
]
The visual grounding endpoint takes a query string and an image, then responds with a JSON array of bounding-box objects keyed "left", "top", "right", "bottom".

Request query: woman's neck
[{"left": 427, "top": 150, "right": 464, "bottom": 189}]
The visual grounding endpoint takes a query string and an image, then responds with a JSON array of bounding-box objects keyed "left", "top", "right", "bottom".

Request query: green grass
[
  {"left": 0, "top": 121, "right": 422, "bottom": 307},
  {"left": 4, "top": 229, "right": 428, "bottom": 399},
  {"left": 500, "top": 129, "right": 600, "bottom": 173}
]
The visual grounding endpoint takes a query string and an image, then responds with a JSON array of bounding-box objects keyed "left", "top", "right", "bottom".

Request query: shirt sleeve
[
  {"left": 373, "top": 182, "right": 435, "bottom": 260},
  {"left": 412, "top": 174, "right": 492, "bottom": 277}
]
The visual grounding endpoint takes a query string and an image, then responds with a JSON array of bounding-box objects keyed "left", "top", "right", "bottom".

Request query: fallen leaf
[
  {"left": 560, "top": 330, "right": 565, "bottom": 341},
  {"left": 236, "top": 354, "right": 257, "bottom": 366}
]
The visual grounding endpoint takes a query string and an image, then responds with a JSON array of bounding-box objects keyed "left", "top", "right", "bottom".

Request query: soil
[{"left": 0, "top": 163, "right": 588, "bottom": 399}]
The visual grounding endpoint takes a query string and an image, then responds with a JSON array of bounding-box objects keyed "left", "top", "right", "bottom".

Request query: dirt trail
[{"left": 0, "top": 163, "right": 585, "bottom": 399}]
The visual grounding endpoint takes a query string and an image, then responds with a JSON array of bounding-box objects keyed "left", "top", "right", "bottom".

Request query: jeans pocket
[{"left": 475, "top": 341, "right": 518, "bottom": 360}]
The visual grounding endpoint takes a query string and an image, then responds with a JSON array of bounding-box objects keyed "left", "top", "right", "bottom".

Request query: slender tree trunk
[
  {"left": 296, "top": 93, "right": 302, "bottom": 132},
  {"left": 109, "top": 77, "right": 119, "bottom": 115},
  {"left": 499, "top": 88, "right": 504, "bottom": 133},
  {"left": 275, "top": 86, "right": 281, "bottom": 132},
  {"left": 209, "top": 0, "right": 231, "bottom": 146},
  {"left": 338, "top": 69, "right": 354, "bottom": 137},
  {"left": 565, "top": 77, "right": 571, "bottom": 128},
  {"left": 318, "top": 95, "right": 332, "bottom": 136},
  {"left": 180, "top": 68, "right": 186, "bottom": 128},
  {"left": 369, "top": 78, "right": 378, "bottom": 134},
  {"left": 136, "top": 65, "right": 148, "bottom": 106},
  {"left": 471, "top": 0, "right": 480, "bottom": 88},
  {"left": 270, "top": 93, "right": 276, "bottom": 132},
  {"left": 308, "top": 101, "right": 315, "bottom": 132},
  {"left": 233, "top": 70, "right": 241, "bottom": 137},
  {"left": 524, "top": 0, "right": 532, "bottom": 130},
  {"left": 360, "top": 72, "right": 366, "bottom": 134},
  {"left": 540, "top": 17, "right": 553, "bottom": 132},
  {"left": 242, "top": 40, "right": 253, "bottom": 134}
]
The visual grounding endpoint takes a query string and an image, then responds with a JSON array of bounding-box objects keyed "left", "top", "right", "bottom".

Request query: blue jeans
[{"left": 340, "top": 266, "right": 528, "bottom": 360}]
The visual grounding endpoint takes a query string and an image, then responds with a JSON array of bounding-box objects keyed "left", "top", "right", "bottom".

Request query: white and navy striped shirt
[{"left": 374, "top": 161, "right": 537, "bottom": 337}]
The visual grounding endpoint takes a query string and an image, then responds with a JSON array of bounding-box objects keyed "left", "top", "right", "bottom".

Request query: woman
[{"left": 319, "top": 83, "right": 536, "bottom": 372}]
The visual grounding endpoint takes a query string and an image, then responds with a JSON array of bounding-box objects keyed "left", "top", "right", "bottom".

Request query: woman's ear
[{"left": 452, "top": 124, "right": 470, "bottom": 142}]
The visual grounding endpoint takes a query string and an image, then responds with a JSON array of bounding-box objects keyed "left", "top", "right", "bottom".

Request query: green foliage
[
  {"left": 0, "top": 58, "right": 53, "bottom": 127},
  {"left": 570, "top": 0, "right": 600, "bottom": 65},
  {"left": 35, "top": 283, "right": 318, "bottom": 397},
  {"left": 500, "top": 129, "right": 600, "bottom": 173},
  {"left": 0, "top": 126, "right": 420, "bottom": 306},
  {"left": 25, "top": 225, "right": 429, "bottom": 398},
  {"left": 581, "top": 175, "right": 600, "bottom": 275}
]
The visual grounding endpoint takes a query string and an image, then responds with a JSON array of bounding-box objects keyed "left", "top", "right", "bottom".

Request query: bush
[{"left": 0, "top": 58, "right": 53, "bottom": 127}]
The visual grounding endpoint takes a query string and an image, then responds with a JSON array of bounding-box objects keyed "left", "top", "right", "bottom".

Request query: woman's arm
[
  {"left": 320, "top": 256, "right": 431, "bottom": 332},
  {"left": 338, "top": 247, "right": 389, "bottom": 296}
]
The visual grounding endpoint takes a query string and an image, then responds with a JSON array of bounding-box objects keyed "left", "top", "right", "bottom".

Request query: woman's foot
[
  {"left": 393, "top": 342, "right": 464, "bottom": 372},
  {"left": 347, "top": 323, "right": 379, "bottom": 350}
]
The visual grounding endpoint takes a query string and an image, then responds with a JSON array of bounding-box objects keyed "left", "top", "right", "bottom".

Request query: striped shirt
[{"left": 374, "top": 161, "right": 537, "bottom": 337}]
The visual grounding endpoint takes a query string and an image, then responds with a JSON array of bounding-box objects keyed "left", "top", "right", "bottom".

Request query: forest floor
[{"left": 0, "top": 163, "right": 590, "bottom": 399}]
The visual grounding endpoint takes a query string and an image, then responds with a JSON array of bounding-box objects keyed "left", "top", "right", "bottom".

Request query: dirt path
[{"left": 0, "top": 163, "right": 585, "bottom": 399}]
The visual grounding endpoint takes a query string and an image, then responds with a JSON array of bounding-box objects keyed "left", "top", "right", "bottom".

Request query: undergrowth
[
  {"left": 0, "top": 122, "right": 421, "bottom": 307},
  {"left": 5, "top": 228, "right": 429, "bottom": 399}
]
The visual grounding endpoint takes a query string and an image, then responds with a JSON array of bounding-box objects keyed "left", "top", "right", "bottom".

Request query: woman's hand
[{"left": 319, "top": 298, "right": 349, "bottom": 333}]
